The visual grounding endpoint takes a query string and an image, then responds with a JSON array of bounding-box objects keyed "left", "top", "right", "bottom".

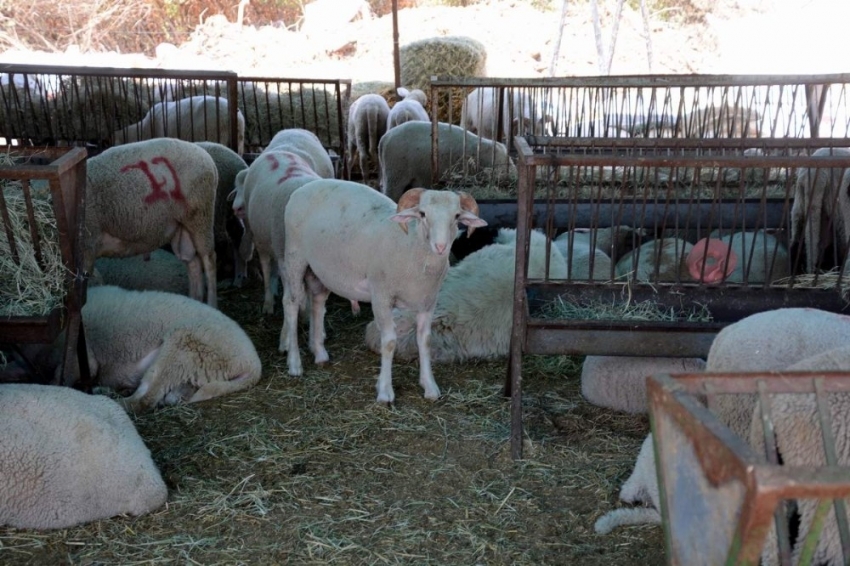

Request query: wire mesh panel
[
  {"left": 506, "top": 136, "right": 850, "bottom": 458},
  {"left": 647, "top": 372, "right": 850, "bottom": 566},
  {"left": 429, "top": 74, "right": 850, "bottom": 193}
]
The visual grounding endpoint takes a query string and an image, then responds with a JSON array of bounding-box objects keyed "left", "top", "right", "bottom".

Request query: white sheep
[
  {"left": 281, "top": 181, "right": 486, "bottom": 403},
  {"left": 93, "top": 249, "right": 189, "bottom": 295},
  {"left": 78, "top": 285, "right": 262, "bottom": 414},
  {"left": 346, "top": 93, "right": 390, "bottom": 184},
  {"left": 554, "top": 230, "right": 614, "bottom": 280},
  {"left": 364, "top": 227, "right": 566, "bottom": 363},
  {"left": 614, "top": 237, "right": 695, "bottom": 283},
  {"left": 580, "top": 356, "right": 706, "bottom": 414},
  {"left": 460, "top": 87, "right": 549, "bottom": 142},
  {"left": 687, "top": 230, "right": 790, "bottom": 284},
  {"left": 113, "top": 95, "right": 246, "bottom": 155},
  {"left": 195, "top": 141, "right": 249, "bottom": 286},
  {"left": 0, "top": 383, "right": 167, "bottom": 529},
  {"left": 244, "top": 150, "right": 322, "bottom": 314},
  {"left": 379, "top": 121, "right": 516, "bottom": 201},
  {"left": 790, "top": 147, "right": 850, "bottom": 274},
  {"left": 265, "top": 127, "right": 335, "bottom": 180},
  {"left": 387, "top": 87, "right": 429, "bottom": 131},
  {"left": 84, "top": 138, "right": 219, "bottom": 307}
]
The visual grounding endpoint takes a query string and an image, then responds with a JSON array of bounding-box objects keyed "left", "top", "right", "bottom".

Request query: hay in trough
[
  {"left": 400, "top": 36, "right": 487, "bottom": 124},
  {"left": 539, "top": 293, "right": 713, "bottom": 323},
  {"left": 772, "top": 269, "right": 850, "bottom": 301},
  {"left": 0, "top": 161, "right": 67, "bottom": 318}
]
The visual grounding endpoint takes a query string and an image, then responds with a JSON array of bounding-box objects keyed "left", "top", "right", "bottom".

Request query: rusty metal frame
[
  {"left": 647, "top": 372, "right": 850, "bottom": 565},
  {"left": 507, "top": 135, "right": 850, "bottom": 459},
  {"left": 0, "top": 146, "right": 91, "bottom": 388}
]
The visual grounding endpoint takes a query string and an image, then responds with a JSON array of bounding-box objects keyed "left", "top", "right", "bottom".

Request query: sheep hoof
[
  {"left": 423, "top": 388, "right": 440, "bottom": 401},
  {"left": 262, "top": 303, "right": 274, "bottom": 315},
  {"left": 376, "top": 390, "right": 395, "bottom": 404},
  {"left": 314, "top": 351, "right": 330, "bottom": 365},
  {"left": 287, "top": 355, "right": 303, "bottom": 377}
]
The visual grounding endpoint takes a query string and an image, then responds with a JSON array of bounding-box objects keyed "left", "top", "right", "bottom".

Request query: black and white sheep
[
  {"left": 387, "top": 87, "right": 429, "bottom": 131},
  {"left": 364, "top": 228, "right": 566, "bottom": 363},
  {"left": 84, "top": 137, "right": 219, "bottom": 307},
  {"left": 346, "top": 93, "right": 390, "bottom": 184},
  {"left": 281, "top": 181, "right": 486, "bottom": 403},
  {"left": 790, "top": 147, "right": 850, "bottom": 274},
  {"left": 0, "top": 383, "right": 167, "bottom": 529},
  {"left": 379, "top": 121, "right": 516, "bottom": 201},
  {"left": 113, "top": 95, "right": 246, "bottom": 155}
]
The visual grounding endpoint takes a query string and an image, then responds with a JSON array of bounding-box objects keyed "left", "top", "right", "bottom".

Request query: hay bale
[
  {"left": 0, "top": 171, "right": 66, "bottom": 317},
  {"left": 400, "top": 36, "right": 487, "bottom": 124}
]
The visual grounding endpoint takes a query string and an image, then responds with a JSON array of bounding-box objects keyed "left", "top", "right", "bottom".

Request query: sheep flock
[{"left": 1, "top": 85, "right": 850, "bottom": 565}]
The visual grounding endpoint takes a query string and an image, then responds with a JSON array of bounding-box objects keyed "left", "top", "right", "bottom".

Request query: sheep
[
  {"left": 113, "top": 95, "right": 246, "bottom": 155},
  {"left": 790, "top": 147, "right": 850, "bottom": 274},
  {"left": 244, "top": 150, "right": 322, "bottom": 314},
  {"left": 93, "top": 249, "right": 189, "bottom": 295},
  {"left": 387, "top": 87, "right": 429, "bottom": 131},
  {"left": 84, "top": 138, "right": 219, "bottom": 307},
  {"left": 687, "top": 230, "right": 789, "bottom": 284},
  {"left": 580, "top": 356, "right": 706, "bottom": 414},
  {"left": 346, "top": 93, "right": 390, "bottom": 184},
  {"left": 379, "top": 121, "right": 516, "bottom": 201},
  {"left": 554, "top": 230, "right": 614, "bottom": 280},
  {"left": 195, "top": 141, "right": 249, "bottom": 286},
  {"left": 594, "top": 434, "right": 662, "bottom": 534},
  {"left": 77, "top": 285, "right": 261, "bottom": 414},
  {"left": 614, "top": 237, "right": 695, "bottom": 283},
  {"left": 0, "top": 383, "right": 167, "bottom": 529},
  {"left": 364, "top": 228, "right": 566, "bottom": 363},
  {"left": 595, "top": 308, "right": 850, "bottom": 535},
  {"left": 281, "top": 181, "right": 486, "bottom": 403},
  {"left": 460, "top": 87, "right": 549, "bottom": 142},
  {"left": 265, "top": 128, "right": 335, "bottom": 180}
]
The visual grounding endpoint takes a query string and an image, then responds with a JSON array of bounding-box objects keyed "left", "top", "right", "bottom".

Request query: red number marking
[
  {"left": 265, "top": 153, "right": 280, "bottom": 170},
  {"left": 277, "top": 158, "right": 311, "bottom": 185},
  {"left": 121, "top": 156, "right": 186, "bottom": 206}
]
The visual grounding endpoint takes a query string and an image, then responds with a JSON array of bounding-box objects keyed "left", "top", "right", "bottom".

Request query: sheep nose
[{"left": 435, "top": 242, "right": 447, "bottom": 255}]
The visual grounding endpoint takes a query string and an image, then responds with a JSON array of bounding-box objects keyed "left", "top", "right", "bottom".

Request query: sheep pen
[{"left": 0, "top": 279, "right": 664, "bottom": 564}]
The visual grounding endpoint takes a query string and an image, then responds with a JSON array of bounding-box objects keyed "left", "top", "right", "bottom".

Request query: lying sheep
[
  {"left": 379, "top": 121, "right": 516, "bottom": 201},
  {"left": 113, "top": 95, "right": 246, "bottom": 155},
  {"left": 387, "top": 87, "right": 429, "bottom": 131},
  {"left": 281, "top": 181, "right": 486, "bottom": 403},
  {"left": 346, "top": 93, "right": 390, "bottom": 184},
  {"left": 460, "top": 87, "right": 549, "bottom": 142},
  {"left": 84, "top": 138, "right": 219, "bottom": 307},
  {"left": 265, "top": 128, "right": 335, "bottom": 180},
  {"left": 93, "top": 249, "right": 189, "bottom": 295},
  {"left": 0, "top": 383, "right": 167, "bottom": 529},
  {"left": 614, "top": 237, "right": 695, "bottom": 283},
  {"left": 596, "top": 308, "right": 850, "bottom": 535},
  {"left": 364, "top": 228, "right": 566, "bottom": 363},
  {"left": 554, "top": 230, "right": 614, "bottom": 280},
  {"left": 244, "top": 151, "right": 321, "bottom": 314},
  {"left": 80, "top": 285, "right": 261, "bottom": 413},
  {"left": 196, "top": 141, "right": 249, "bottom": 286},
  {"left": 580, "top": 356, "right": 706, "bottom": 414},
  {"left": 688, "top": 230, "right": 789, "bottom": 284}
]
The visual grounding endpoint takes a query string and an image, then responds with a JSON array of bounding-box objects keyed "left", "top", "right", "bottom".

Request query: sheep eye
[{"left": 419, "top": 211, "right": 426, "bottom": 218}]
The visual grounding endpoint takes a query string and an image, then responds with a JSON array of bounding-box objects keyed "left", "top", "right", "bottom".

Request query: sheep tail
[{"left": 593, "top": 507, "right": 661, "bottom": 535}]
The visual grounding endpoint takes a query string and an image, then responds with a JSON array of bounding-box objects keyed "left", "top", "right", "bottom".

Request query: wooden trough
[{"left": 0, "top": 146, "right": 90, "bottom": 388}]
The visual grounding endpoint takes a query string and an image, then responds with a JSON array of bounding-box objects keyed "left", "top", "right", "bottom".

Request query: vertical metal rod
[{"left": 392, "top": 0, "right": 401, "bottom": 90}]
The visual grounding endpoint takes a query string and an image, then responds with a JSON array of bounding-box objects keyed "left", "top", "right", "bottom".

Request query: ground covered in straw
[{"left": 0, "top": 276, "right": 663, "bottom": 564}]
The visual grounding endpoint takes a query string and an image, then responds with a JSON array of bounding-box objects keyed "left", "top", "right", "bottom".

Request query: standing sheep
[
  {"left": 790, "top": 147, "right": 850, "bottom": 274},
  {"left": 195, "top": 141, "right": 249, "bottom": 286},
  {"left": 364, "top": 228, "right": 566, "bottom": 363},
  {"left": 460, "top": 87, "right": 549, "bottom": 142},
  {"left": 80, "top": 285, "right": 262, "bottom": 414},
  {"left": 379, "top": 121, "right": 516, "bottom": 201},
  {"left": 113, "top": 95, "right": 246, "bottom": 155},
  {"left": 346, "top": 93, "right": 390, "bottom": 184},
  {"left": 0, "top": 383, "right": 167, "bottom": 529},
  {"left": 281, "top": 181, "right": 486, "bottom": 403},
  {"left": 84, "top": 138, "right": 219, "bottom": 307},
  {"left": 387, "top": 87, "right": 429, "bottom": 131},
  {"left": 265, "top": 128, "right": 335, "bottom": 180}
]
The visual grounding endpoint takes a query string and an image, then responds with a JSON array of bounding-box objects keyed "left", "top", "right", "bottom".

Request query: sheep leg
[
  {"left": 201, "top": 250, "right": 218, "bottom": 308},
  {"left": 187, "top": 371, "right": 260, "bottom": 404},
  {"left": 185, "top": 256, "right": 205, "bottom": 301},
  {"left": 415, "top": 310, "right": 439, "bottom": 400},
  {"left": 372, "top": 297, "right": 397, "bottom": 404},
  {"left": 306, "top": 273, "right": 330, "bottom": 364},
  {"left": 259, "top": 252, "right": 275, "bottom": 314},
  {"left": 282, "top": 258, "right": 308, "bottom": 376}
]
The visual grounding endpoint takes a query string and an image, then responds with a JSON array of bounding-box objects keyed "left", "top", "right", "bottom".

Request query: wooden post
[{"left": 392, "top": 0, "right": 401, "bottom": 89}]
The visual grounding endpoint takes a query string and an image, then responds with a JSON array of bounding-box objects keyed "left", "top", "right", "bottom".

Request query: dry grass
[
  {"left": 0, "top": 279, "right": 664, "bottom": 565},
  {"left": 538, "top": 293, "right": 713, "bottom": 323}
]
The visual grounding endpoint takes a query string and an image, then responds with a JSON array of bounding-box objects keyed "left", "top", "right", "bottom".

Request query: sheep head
[{"left": 391, "top": 188, "right": 487, "bottom": 256}]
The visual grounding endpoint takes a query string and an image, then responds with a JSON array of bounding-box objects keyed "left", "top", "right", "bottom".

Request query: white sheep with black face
[{"left": 281, "top": 180, "right": 486, "bottom": 403}]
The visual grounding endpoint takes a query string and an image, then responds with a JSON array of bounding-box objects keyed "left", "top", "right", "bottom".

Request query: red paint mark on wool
[
  {"left": 121, "top": 156, "right": 186, "bottom": 206},
  {"left": 265, "top": 153, "right": 280, "bottom": 170}
]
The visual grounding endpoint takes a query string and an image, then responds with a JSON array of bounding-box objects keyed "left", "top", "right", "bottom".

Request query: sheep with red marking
[
  {"left": 265, "top": 128, "right": 335, "bottom": 180},
  {"left": 84, "top": 137, "right": 219, "bottom": 307},
  {"left": 281, "top": 181, "right": 486, "bottom": 403},
  {"left": 113, "top": 95, "right": 246, "bottom": 155}
]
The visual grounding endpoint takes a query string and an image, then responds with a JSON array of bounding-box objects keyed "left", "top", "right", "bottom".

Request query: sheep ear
[
  {"left": 397, "top": 87, "right": 410, "bottom": 98},
  {"left": 456, "top": 191, "right": 486, "bottom": 238},
  {"left": 389, "top": 208, "right": 419, "bottom": 234},
  {"left": 226, "top": 188, "right": 237, "bottom": 202}
]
